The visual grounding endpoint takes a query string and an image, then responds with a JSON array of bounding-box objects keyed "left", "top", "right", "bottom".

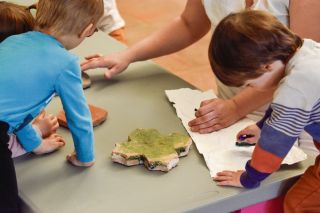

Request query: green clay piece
[{"left": 111, "top": 128, "right": 192, "bottom": 172}]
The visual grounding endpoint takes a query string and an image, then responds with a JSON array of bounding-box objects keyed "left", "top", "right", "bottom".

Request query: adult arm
[
  {"left": 289, "top": 0, "right": 320, "bottom": 42},
  {"left": 81, "top": 0, "right": 211, "bottom": 78}
]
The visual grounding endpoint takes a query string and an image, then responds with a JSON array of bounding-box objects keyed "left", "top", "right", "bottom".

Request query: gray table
[{"left": 11, "top": 1, "right": 314, "bottom": 212}]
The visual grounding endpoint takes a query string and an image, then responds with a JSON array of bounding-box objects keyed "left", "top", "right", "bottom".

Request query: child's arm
[
  {"left": 55, "top": 57, "right": 94, "bottom": 165},
  {"left": 13, "top": 123, "right": 64, "bottom": 156},
  {"left": 188, "top": 86, "right": 274, "bottom": 133},
  {"left": 15, "top": 123, "right": 42, "bottom": 152},
  {"left": 214, "top": 96, "right": 310, "bottom": 188}
]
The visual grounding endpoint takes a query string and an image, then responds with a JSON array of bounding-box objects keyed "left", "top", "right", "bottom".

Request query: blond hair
[
  {"left": 0, "top": 2, "right": 35, "bottom": 42},
  {"left": 36, "top": 0, "right": 104, "bottom": 36},
  {"left": 209, "top": 10, "right": 302, "bottom": 87}
]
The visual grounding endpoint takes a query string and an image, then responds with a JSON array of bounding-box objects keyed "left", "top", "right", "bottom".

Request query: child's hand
[
  {"left": 33, "top": 133, "right": 65, "bottom": 155},
  {"left": 236, "top": 124, "right": 261, "bottom": 144},
  {"left": 66, "top": 152, "right": 95, "bottom": 167},
  {"left": 213, "top": 170, "right": 244, "bottom": 187},
  {"left": 33, "top": 111, "right": 59, "bottom": 138},
  {"left": 188, "top": 98, "right": 240, "bottom": 133}
]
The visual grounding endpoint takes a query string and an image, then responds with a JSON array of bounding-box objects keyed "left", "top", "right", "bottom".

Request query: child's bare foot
[
  {"left": 33, "top": 111, "right": 59, "bottom": 138},
  {"left": 33, "top": 134, "right": 65, "bottom": 155}
]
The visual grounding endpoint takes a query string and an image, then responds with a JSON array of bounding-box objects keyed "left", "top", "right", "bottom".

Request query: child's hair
[
  {"left": 36, "top": 0, "right": 104, "bottom": 36},
  {"left": 0, "top": 1, "right": 35, "bottom": 42},
  {"left": 209, "top": 10, "right": 303, "bottom": 87}
]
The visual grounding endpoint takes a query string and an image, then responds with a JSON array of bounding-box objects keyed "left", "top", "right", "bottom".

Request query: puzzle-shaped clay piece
[
  {"left": 111, "top": 128, "right": 192, "bottom": 172},
  {"left": 57, "top": 104, "right": 107, "bottom": 128},
  {"left": 82, "top": 72, "right": 91, "bottom": 89}
]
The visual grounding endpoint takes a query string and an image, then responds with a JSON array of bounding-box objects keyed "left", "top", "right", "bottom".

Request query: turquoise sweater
[{"left": 0, "top": 31, "right": 94, "bottom": 163}]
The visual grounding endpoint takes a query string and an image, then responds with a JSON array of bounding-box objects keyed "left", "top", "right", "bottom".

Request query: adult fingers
[
  {"left": 104, "top": 66, "right": 124, "bottom": 79},
  {"left": 198, "top": 124, "right": 223, "bottom": 133},
  {"left": 189, "top": 111, "right": 217, "bottom": 127},
  {"left": 81, "top": 58, "right": 106, "bottom": 71},
  {"left": 199, "top": 99, "right": 216, "bottom": 107},
  {"left": 196, "top": 101, "right": 218, "bottom": 117},
  {"left": 84, "top": 53, "right": 103, "bottom": 61}
]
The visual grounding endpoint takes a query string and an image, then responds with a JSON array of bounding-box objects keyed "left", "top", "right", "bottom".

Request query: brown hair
[
  {"left": 36, "top": 0, "right": 104, "bottom": 36},
  {"left": 209, "top": 10, "right": 303, "bottom": 87},
  {"left": 0, "top": 1, "right": 35, "bottom": 42}
]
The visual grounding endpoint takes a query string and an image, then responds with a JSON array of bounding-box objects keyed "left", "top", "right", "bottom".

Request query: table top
[{"left": 10, "top": 1, "right": 314, "bottom": 212}]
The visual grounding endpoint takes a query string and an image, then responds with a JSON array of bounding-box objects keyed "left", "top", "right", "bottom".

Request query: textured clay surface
[
  {"left": 112, "top": 128, "right": 192, "bottom": 172},
  {"left": 57, "top": 104, "right": 108, "bottom": 128}
]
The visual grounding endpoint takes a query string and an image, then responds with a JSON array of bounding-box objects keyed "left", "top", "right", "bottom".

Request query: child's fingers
[
  {"left": 39, "top": 110, "right": 46, "bottom": 118},
  {"left": 213, "top": 175, "right": 233, "bottom": 181},
  {"left": 245, "top": 137, "right": 258, "bottom": 143},
  {"left": 52, "top": 123, "right": 59, "bottom": 131},
  {"left": 216, "top": 170, "right": 235, "bottom": 176},
  {"left": 55, "top": 135, "right": 65, "bottom": 143},
  {"left": 47, "top": 114, "right": 55, "bottom": 120},
  {"left": 216, "top": 180, "right": 236, "bottom": 186},
  {"left": 57, "top": 141, "right": 65, "bottom": 147},
  {"left": 53, "top": 134, "right": 64, "bottom": 140}
]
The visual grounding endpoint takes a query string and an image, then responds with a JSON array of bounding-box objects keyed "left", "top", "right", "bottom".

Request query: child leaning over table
[
  {"left": 210, "top": 10, "right": 320, "bottom": 212},
  {"left": 0, "top": 1, "right": 65, "bottom": 157},
  {"left": 0, "top": 0, "right": 104, "bottom": 212}
]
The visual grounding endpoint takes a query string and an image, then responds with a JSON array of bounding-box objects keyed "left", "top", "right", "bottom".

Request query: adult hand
[
  {"left": 188, "top": 98, "right": 241, "bottom": 133},
  {"left": 80, "top": 52, "right": 131, "bottom": 79},
  {"left": 213, "top": 170, "right": 244, "bottom": 187},
  {"left": 236, "top": 124, "right": 261, "bottom": 144},
  {"left": 66, "top": 152, "right": 95, "bottom": 167}
]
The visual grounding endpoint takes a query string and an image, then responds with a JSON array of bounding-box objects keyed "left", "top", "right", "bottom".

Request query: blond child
[
  {"left": 0, "top": 0, "right": 104, "bottom": 211},
  {"left": 209, "top": 10, "right": 320, "bottom": 212}
]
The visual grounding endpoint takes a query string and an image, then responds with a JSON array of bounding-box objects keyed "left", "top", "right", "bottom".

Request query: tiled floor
[{"left": 117, "top": 0, "right": 217, "bottom": 92}]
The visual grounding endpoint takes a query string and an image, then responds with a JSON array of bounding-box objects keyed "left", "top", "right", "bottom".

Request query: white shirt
[
  {"left": 203, "top": 0, "right": 289, "bottom": 28},
  {"left": 98, "top": 0, "right": 125, "bottom": 34}
]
